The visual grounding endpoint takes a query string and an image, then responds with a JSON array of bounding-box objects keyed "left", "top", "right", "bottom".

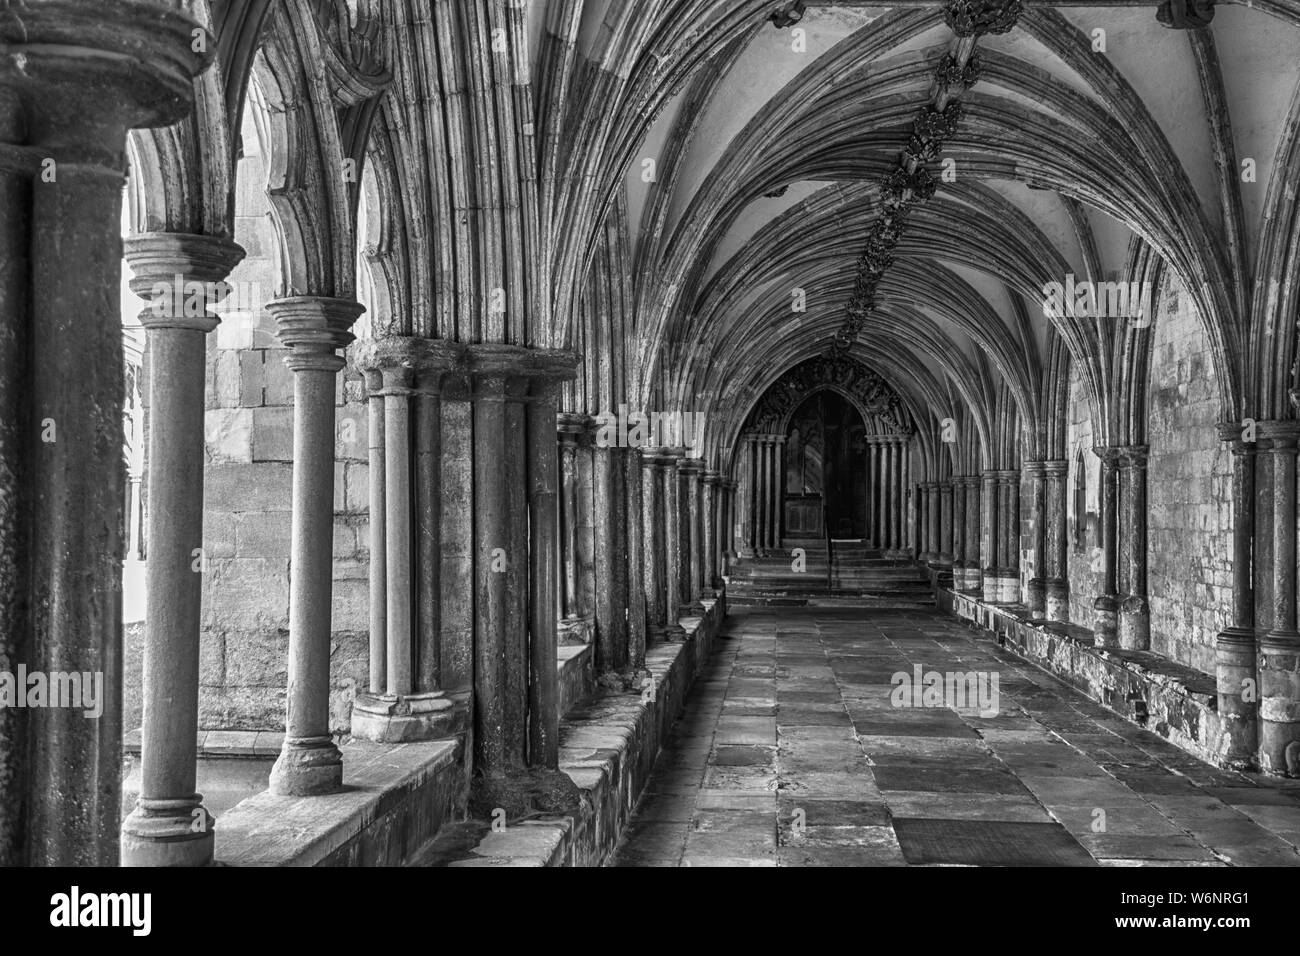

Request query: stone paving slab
[{"left": 609, "top": 605, "right": 1300, "bottom": 867}]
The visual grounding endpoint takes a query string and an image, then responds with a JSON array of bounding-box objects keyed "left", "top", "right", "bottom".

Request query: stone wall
[{"left": 1145, "top": 276, "right": 1232, "bottom": 675}]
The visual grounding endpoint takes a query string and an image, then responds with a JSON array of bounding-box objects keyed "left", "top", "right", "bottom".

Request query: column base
[
  {"left": 664, "top": 624, "right": 687, "bottom": 642},
  {"left": 997, "top": 574, "right": 1020, "bottom": 605},
  {"left": 1092, "top": 594, "right": 1120, "bottom": 648},
  {"left": 959, "top": 565, "right": 982, "bottom": 595},
  {"left": 270, "top": 735, "right": 344, "bottom": 796},
  {"left": 1258, "top": 630, "right": 1300, "bottom": 776},
  {"left": 982, "top": 571, "right": 1000, "bottom": 604},
  {"left": 1046, "top": 578, "right": 1070, "bottom": 622},
  {"left": 1118, "top": 596, "right": 1150, "bottom": 651},
  {"left": 121, "top": 796, "right": 214, "bottom": 867},
  {"left": 1026, "top": 577, "right": 1047, "bottom": 619},
  {"left": 350, "top": 691, "right": 468, "bottom": 743},
  {"left": 1214, "top": 627, "right": 1259, "bottom": 771}
]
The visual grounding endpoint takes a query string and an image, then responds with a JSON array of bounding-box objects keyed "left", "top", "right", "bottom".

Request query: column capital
[
  {"left": 994, "top": 469, "right": 1020, "bottom": 479},
  {"left": 1216, "top": 421, "right": 1258, "bottom": 453},
  {"left": 1, "top": 1, "right": 213, "bottom": 147},
  {"left": 1255, "top": 419, "right": 1300, "bottom": 450},
  {"left": 1116, "top": 444, "right": 1150, "bottom": 468},
  {"left": 1040, "top": 459, "right": 1069, "bottom": 477},
  {"left": 678, "top": 458, "right": 706, "bottom": 475},
  {"left": 1092, "top": 445, "right": 1123, "bottom": 464},
  {"left": 123, "top": 233, "right": 246, "bottom": 334},
  {"left": 269, "top": 296, "right": 363, "bottom": 372},
  {"left": 703, "top": 469, "right": 723, "bottom": 485},
  {"left": 557, "top": 412, "right": 590, "bottom": 438}
]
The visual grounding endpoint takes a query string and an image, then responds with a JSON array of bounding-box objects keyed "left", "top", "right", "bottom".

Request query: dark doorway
[{"left": 784, "top": 391, "right": 867, "bottom": 539}]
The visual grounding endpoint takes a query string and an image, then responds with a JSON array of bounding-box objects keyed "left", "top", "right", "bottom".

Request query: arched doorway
[{"left": 784, "top": 391, "right": 868, "bottom": 539}]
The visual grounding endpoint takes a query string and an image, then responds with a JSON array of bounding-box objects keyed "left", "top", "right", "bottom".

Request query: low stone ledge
[
  {"left": 558, "top": 643, "right": 595, "bottom": 718},
  {"left": 415, "top": 597, "right": 726, "bottom": 867},
  {"left": 939, "top": 587, "right": 1224, "bottom": 767},
  {"left": 215, "top": 739, "right": 464, "bottom": 866}
]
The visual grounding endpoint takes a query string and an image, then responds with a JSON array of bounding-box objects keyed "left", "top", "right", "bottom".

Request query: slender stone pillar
[
  {"left": 772, "top": 436, "right": 787, "bottom": 550},
  {"left": 365, "top": 367, "right": 387, "bottom": 691},
  {"left": 662, "top": 451, "right": 686, "bottom": 639},
  {"left": 878, "top": 444, "right": 891, "bottom": 550},
  {"left": 1026, "top": 461, "right": 1048, "bottom": 619},
  {"left": 722, "top": 478, "right": 738, "bottom": 576},
  {"left": 915, "top": 483, "right": 927, "bottom": 560},
  {"left": 704, "top": 471, "right": 721, "bottom": 592},
  {"left": 625, "top": 447, "right": 648, "bottom": 671},
  {"left": 527, "top": 367, "right": 570, "bottom": 769},
  {"left": 574, "top": 417, "right": 597, "bottom": 627},
  {"left": 1117, "top": 445, "right": 1150, "bottom": 650},
  {"left": 268, "top": 297, "right": 362, "bottom": 796},
  {"left": 926, "top": 482, "right": 940, "bottom": 564},
  {"left": 754, "top": 438, "right": 769, "bottom": 556},
  {"left": 120, "top": 233, "right": 244, "bottom": 866},
  {"left": 0, "top": 0, "right": 211, "bottom": 867},
  {"left": 592, "top": 437, "right": 622, "bottom": 671},
  {"left": 963, "top": 477, "right": 982, "bottom": 595},
  {"left": 938, "top": 481, "right": 954, "bottom": 567},
  {"left": 557, "top": 415, "right": 584, "bottom": 624},
  {"left": 382, "top": 364, "right": 414, "bottom": 696},
  {"left": 678, "top": 458, "right": 703, "bottom": 613},
  {"left": 952, "top": 477, "right": 967, "bottom": 588},
  {"left": 1043, "top": 460, "right": 1070, "bottom": 621},
  {"left": 981, "top": 471, "right": 999, "bottom": 603},
  {"left": 641, "top": 450, "right": 667, "bottom": 643},
  {"left": 1215, "top": 424, "right": 1257, "bottom": 770},
  {"left": 1257, "top": 421, "right": 1300, "bottom": 774},
  {"left": 894, "top": 442, "right": 907, "bottom": 553},
  {"left": 867, "top": 442, "right": 878, "bottom": 546},
  {"left": 1092, "top": 447, "right": 1121, "bottom": 648},
  {"left": 737, "top": 434, "right": 756, "bottom": 558},
  {"left": 1003, "top": 470, "right": 1023, "bottom": 603}
]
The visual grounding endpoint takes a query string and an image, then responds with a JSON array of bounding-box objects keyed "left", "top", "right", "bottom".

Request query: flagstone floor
[{"left": 610, "top": 606, "right": 1300, "bottom": 867}]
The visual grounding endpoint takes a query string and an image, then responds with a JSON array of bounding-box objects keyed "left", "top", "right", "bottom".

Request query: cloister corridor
[{"left": 613, "top": 605, "right": 1300, "bottom": 867}]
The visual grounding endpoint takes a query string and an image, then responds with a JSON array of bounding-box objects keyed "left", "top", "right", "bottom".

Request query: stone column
[
  {"left": 0, "top": 0, "right": 210, "bottom": 867},
  {"left": 938, "top": 481, "right": 954, "bottom": 567},
  {"left": 557, "top": 415, "right": 584, "bottom": 625},
  {"left": 1044, "top": 460, "right": 1070, "bottom": 621},
  {"left": 1026, "top": 461, "right": 1048, "bottom": 620},
  {"left": 625, "top": 447, "right": 648, "bottom": 671},
  {"left": 526, "top": 364, "right": 571, "bottom": 769},
  {"left": 722, "top": 478, "right": 737, "bottom": 577},
  {"left": 772, "top": 436, "right": 786, "bottom": 551},
  {"left": 999, "top": 470, "right": 1021, "bottom": 604},
  {"left": 592, "top": 432, "right": 624, "bottom": 672},
  {"left": 926, "top": 482, "right": 940, "bottom": 564},
  {"left": 641, "top": 450, "right": 667, "bottom": 643},
  {"left": 880, "top": 443, "right": 892, "bottom": 551},
  {"left": 680, "top": 458, "right": 705, "bottom": 613},
  {"left": 952, "top": 476, "right": 967, "bottom": 589},
  {"left": 963, "top": 476, "right": 982, "bottom": 595},
  {"left": 574, "top": 417, "right": 597, "bottom": 628},
  {"left": 866, "top": 441, "right": 877, "bottom": 546},
  {"left": 893, "top": 441, "right": 905, "bottom": 552},
  {"left": 754, "top": 438, "right": 768, "bottom": 556},
  {"left": 981, "top": 471, "right": 999, "bottom": 603},
  {"left": 351, "top": 339, "right": 462, "bottom": 743},
  {"left": 1215, "top": 424, "right": 1257, "bottom": 770},
  {"left": 737, "top": 434, "right": 756, "bottom": 558},
  {"left": 1257, "top": 421, "right": 1300, "bottom": 774},
  {"left": 364, "top": 366, "right": 387, "bottom": 692},
  {"left": 662, "top": 451, "right": 686, "bottom": 639},
  {"left": 1092, "top": 447, "right": 1121, "bottom": 648},
  {"left": 914, "top": 483, "right": 926, "bottom": 560},
  {"left": 704, "top": 470, "right": 721, "bottom": 592},
  {"left": 1117, "top": 445, "right": 1150, "bottom": 650},
  {"left": 268, "top": 297, "right": 362, "bottom": 796},
  {"left": 120, "top": 234, "right": 243, "bottom": 867}
]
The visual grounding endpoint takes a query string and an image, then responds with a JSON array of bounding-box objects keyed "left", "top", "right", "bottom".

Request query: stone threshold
[
  {"left": 215, "top": 738, "right": 464, "bottom": 866},
  {"left": 413, "top": 594, "right": 727, "bottom": 867},
  {"left": 938, "top": 587, "right": 1225, "bottom": 767}
]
